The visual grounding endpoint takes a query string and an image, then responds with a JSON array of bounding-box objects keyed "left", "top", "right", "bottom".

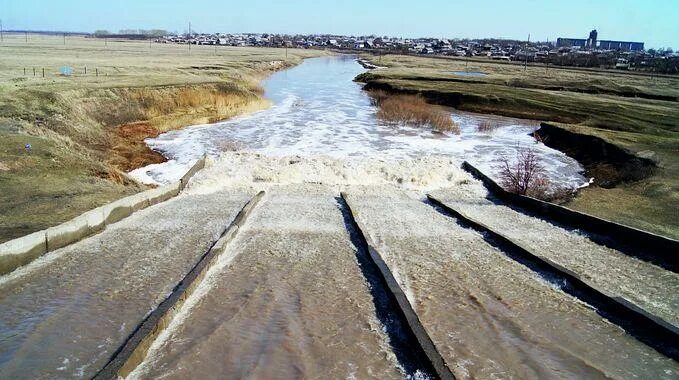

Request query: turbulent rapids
[
  {"left": 183, "top": 153, "right": 483, "bottom": 195},
  {"left": 129, "top": 56, "right": 587, "bottom": 191}
]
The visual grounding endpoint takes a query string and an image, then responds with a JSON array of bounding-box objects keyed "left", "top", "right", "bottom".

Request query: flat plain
[{"left": 0, "top": 34, "right": 324, "bottom": 242}]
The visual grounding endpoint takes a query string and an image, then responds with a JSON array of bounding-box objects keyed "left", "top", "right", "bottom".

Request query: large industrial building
[{"left": 557, "top": 30, "right": 644, "bottom": 51}]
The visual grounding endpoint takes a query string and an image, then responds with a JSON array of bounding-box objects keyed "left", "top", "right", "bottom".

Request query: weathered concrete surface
[
  {"left": 179, "top": 155, "right": 207, "bottom": 190},
  {"left": 45, "top": 207, "right": 106, "bottom": 252},
  {"left": 0, "top": 231, "right": 47, "bottom": 276},
  {"left": 130, "top": 186, "right": 406, "bottom": 380},
  {"left": 0, "top": 161, "right": 190, "bottom": 277},
  {"left": 344, "top": 188, "right": 678, "bottom": 379},
  {"left": 0, "top": 191, "right": 252, "bottom": 379},
  {"left": 144, "top": 183, "right": 181, "bottom": 205},
  {"left": 428, "top": 193, "right": 679, "bottom": 334},
  {"left": 461, "top": 161, "right": 679, "bottom": 262},
  {"left": 96, "top": 192, "right": 264, "bottom": 379}
]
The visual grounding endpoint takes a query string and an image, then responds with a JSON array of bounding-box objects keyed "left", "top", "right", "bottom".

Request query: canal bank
[
  {"left": 130, "top": 56, "right": 587, "bottom": 194},
  {"left": 353, "top": 54, "right": 679, "bottom": 238}
]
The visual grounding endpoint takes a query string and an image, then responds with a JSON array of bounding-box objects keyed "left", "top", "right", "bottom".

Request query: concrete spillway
[
  {"left": 428, "top": 192, "right": 679, "bottom": 334},
  {"left": 0, "top": 192, "right": 252, "bottom": 378},
  {"left": 129, "top": 186, "right": 415, "bottom": 379},
  {"left": 343, "top": 188, "right": 677, "bottom": 379},
  {"left": 0, "top": 170, "right": 677, "bottom": 379}
]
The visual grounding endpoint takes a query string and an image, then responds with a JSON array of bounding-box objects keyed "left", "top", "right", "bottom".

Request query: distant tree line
[{"left": 93, "top": 29, "right": 168, "bottom": 38}]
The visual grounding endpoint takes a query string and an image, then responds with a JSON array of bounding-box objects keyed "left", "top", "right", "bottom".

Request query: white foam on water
[
  {"left": 129, "top": 56, "right": 587, "bottom": 190},
  {"left": 183, "top": 153, "right": 487, "bottom": 197}
]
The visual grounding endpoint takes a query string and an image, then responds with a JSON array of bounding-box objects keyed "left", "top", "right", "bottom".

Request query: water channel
[{"left": 130, "top": 56, "right": 587, "bottom": 191}]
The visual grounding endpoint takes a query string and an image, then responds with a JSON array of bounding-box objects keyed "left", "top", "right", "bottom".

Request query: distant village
[{"left": 89, "top": 28, "right": 679, "bottom": 74}]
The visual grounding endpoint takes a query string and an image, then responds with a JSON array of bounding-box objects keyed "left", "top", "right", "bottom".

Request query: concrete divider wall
[
  {"left": 0, "top": 231, "right": 48, "bottom": 276},
  {"left": 94, "top": 191, "right": 264, "bottom": 379},
  {"left": 461, "top": 161, "right": 678, "bottom": 267},
  {"left": 426, "top": 194, "right": 678, "bottom": 359},
  {"left": 340, "top": 193, "right": 456, "bottom": 380},
  {"left": 180, "top": 154, "right": 207, "bottom": 190},
  {"left": 0, "top": 156, "right": 205, "bottom": 276}
]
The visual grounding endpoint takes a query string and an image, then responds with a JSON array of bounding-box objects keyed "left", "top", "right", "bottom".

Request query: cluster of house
[
  {"left": 155, "top": 32, "right": 675, "bottom": 71},
  {"left": 158, "top": 33, "right": 548, "bottom": 59}
]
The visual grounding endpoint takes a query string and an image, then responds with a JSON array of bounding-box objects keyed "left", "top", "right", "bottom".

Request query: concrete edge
[
  {"left": 0, "top": 231, "right": 48, "bottom": 276},
  {"left": 93, "top": 191, "right": 264, "bottom": 380},
  {"left": 0, "top": 156, "right": 206, "bottom": 277},
  {"left": 461, "top": 161, "right": 678, "bottom": 270},
  {"left": 340, "top": 192, "right": 456, "bottom": 380},
  {"left": 179, "top": 154, "right": 207, "bottom": 191},
  {"left": 427, "top": 194, "right": 679, "bottom": 360}
]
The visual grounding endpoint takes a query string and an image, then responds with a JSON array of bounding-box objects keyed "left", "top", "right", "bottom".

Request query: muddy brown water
[
  {"left": 130, "top": 186, "right": 420, "bottom": 379},
  {"left": 344, "top": 189, "right": 678, "bottom": 379},
  {"left": 0, "top": 192, "right": 252, "bottom": 379}
]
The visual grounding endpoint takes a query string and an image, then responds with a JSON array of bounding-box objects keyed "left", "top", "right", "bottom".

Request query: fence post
[
  {"left": 23, "top": 67, "right": 26, "bottom": 76},
  {"left": 42, "top": 68, "right": 45, "bottom": 78},
  {"left": 96, "top": 68, "right": 98, "bottom": 77},
  {"left": 84, "top": 66, "right": 87, "bottom": 75},
  {"left": 33, "top": 68, "right": 36, "bottom": 76}
]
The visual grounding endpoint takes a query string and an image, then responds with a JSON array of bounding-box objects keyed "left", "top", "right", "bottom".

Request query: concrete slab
[
  {"left": 343, "top": 189, "right": 678, "bottom": 379},
  {"left": 46, "top": 208, "right": 106, "bottom": 252},
  {"left": 0, "top": 192, "right": 252, "bottom": 379}
]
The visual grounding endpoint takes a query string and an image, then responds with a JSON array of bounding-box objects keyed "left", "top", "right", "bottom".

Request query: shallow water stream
[{"left": 130, "top": 56, "right": 587, "bottom": 190}]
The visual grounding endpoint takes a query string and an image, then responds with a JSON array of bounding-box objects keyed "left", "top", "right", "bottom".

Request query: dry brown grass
[
  {"left": 477, "top": 120, "right": 501, "bottom": 133},
  {"left": 368, "top": 90, "right": 460, "bottom": 133},
  {"left": 216, "top": 140, "right": 245, "bottom": 152}
]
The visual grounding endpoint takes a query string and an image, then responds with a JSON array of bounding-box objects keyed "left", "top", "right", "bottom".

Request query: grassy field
[
  {"left": 358, "top": 54, "right": 679, "bottom": 238},
  {"left": 0, "top": 34, "right": 325, "bottom": 242}
]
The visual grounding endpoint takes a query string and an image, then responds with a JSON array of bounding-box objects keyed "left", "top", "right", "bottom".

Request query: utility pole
[
  {"left": 188, "top": 22, "right": 191, "bottom": 54},
  {"left": 63, "top": 33, "right": 66, "bottom": 45},
  {"left": 524, "top": 33, "right": 530, "bottom": 71},
  {"left": 0, "top": 19, "right": 4, "bottom": 43},
  {"left": 25, "top": 31, "right": 28, "bottom": 43}
]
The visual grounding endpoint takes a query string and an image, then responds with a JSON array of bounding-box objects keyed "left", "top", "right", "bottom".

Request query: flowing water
[
  {"left": 2, "top": 57, "right": 675, "bottom": 379},
  {"left": 130, "top": 186, "right": 429, "bottom": 379},
  {"left": 343, "top": 189, "right": 678, "bottom": 379},
  {"left": 130, "top": 56, "right": 587, "bottom": 190},
  {"left": 0, "top": 192, "right": 252, "bottom": 378}
]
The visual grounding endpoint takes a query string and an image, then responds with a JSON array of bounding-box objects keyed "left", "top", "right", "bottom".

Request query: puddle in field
[{"left": 450, "top": 70, "right": 487, "bottom": 77}]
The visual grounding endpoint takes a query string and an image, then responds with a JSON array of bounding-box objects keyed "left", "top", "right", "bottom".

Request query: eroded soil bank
[
  {"left": 534, "top": 123, "right": 656, "bottom": 188},
  {"left": 0, "top": 58, "right": 299, "bottom": 243}
]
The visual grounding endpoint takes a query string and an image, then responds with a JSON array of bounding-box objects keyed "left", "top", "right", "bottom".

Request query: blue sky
[{"left": 1, "top": 0, "right": 677, "bottom": 48}]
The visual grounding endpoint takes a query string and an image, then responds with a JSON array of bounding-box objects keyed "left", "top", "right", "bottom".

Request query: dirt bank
[
  {"left": 355, "top": 69, "right": 678, "bottom": 238},
  {"left": 358, "top": 77, "right": 583, "bottom": 125},
  {"left": 535, "top": 123, "right": 657, "bottom": 188},
  {"left": 0, "top": 65, "right": 300, "bottom": 243},
  {"left": 101, "top": 82, "right": 270, "bottom": 173}
]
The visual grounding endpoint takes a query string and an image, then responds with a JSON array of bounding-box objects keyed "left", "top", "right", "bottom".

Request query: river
[{"left": 129, "top": 56, "right": 587, "bottom": 190}]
